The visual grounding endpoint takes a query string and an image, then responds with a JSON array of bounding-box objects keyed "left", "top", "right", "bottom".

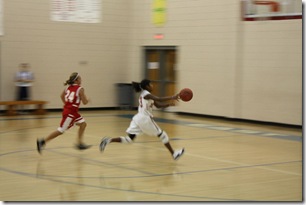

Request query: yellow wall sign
[{"left": 152, "top": 0, "right": 166, "bottom": 26}]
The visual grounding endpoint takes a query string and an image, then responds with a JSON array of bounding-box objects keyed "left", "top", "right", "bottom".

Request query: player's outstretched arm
[{"left": 144, "top": 93, "right": 179, "bottom": 102}]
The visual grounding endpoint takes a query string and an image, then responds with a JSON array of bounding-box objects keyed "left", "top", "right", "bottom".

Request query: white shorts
[{"left": 126, "top": 113, "right": 162, "bottom": 136}]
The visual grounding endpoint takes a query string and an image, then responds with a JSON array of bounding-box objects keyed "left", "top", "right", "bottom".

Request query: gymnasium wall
[
  {"left": 0, "top": 0, "right": 302, "bottom": 125},
  {"left": 0, "top": 0, "right": 131, "bottom": 108},
  {"left": 127, "top": 0, "right": 302, "bottom": 125}
]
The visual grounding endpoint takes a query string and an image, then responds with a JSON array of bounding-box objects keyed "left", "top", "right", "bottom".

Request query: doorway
[{"left": 143, "top": 46, "right": 177, "bottom": 97}]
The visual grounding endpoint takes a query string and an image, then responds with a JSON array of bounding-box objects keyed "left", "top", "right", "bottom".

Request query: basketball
[{"left": 179, "top": 88, "right": 193, "bottom": 102}]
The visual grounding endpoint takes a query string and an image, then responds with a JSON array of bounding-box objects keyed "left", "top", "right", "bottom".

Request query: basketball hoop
[{"left": 254, "top": 0, "right": 280, "bottom": 12}]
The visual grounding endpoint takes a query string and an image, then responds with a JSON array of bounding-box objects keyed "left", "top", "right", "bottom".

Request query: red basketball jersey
[{"left": 63, "top": 84, "right": 82, "bottom": 111}]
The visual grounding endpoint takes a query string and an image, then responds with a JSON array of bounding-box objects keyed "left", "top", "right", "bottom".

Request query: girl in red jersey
[{"left": 37, "top": 72, "right": 91, "bottom": 154}]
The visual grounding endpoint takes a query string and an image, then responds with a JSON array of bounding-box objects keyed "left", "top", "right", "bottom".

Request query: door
[{"left": 144, "top": 46, "right": 177, "bottom": 97}]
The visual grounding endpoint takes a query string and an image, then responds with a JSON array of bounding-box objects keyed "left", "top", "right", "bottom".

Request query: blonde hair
[{"left": 64, "top": 72, "right": 79, "bottom": 86}]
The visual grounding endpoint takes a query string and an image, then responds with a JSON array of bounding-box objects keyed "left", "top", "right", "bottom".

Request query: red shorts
[{"left": 57, "top": 109, "right": 85, "bottom": 133}]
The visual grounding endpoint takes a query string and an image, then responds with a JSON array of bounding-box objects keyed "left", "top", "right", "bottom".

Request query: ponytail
[
  {"left": 64, "top": 72, "right": 79, "bottom": 86},
  {"left": 132, "top": 79, "right": 151, "bottom": 92},
  {"left": 132, "top": 81, "right": 142, "bottom": 92}
]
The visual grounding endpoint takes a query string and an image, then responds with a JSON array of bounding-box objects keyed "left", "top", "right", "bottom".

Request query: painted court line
[
  {"left": 185, "top": 152, "right": 301, "bottom": 176},
  {"left": 117, "top": 114, "right": 301, "bottom": 142},
  {"left": 134, "top": 143, "right": 301, "bottom": 177}
]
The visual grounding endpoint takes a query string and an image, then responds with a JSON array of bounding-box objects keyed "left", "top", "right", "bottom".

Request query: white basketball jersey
[{"left": 138, "top": 90, "right": 154, "bottom": 117}]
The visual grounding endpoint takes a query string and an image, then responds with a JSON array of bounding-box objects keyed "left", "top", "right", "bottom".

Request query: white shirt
[
  {"left": 138, "top": 90, "right": 154, "bottom": 117},
  {"left": 15, "top": 71, "right": 34, "bottom": 87}
]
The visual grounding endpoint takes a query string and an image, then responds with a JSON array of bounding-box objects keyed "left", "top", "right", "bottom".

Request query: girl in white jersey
[{"left": 100, "top": 79, "right": 184, "bottom": 160}]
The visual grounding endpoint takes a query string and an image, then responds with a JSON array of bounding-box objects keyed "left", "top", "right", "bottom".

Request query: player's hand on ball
[{"left": 172, "top": 93, "right": 180, "bottom": 101}]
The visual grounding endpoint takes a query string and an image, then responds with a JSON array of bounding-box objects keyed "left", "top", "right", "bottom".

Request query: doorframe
[{"left": 143, "top": 46, "right": 177, "bottom": 96}]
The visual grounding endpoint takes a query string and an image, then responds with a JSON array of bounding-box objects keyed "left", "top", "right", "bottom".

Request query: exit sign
[{"left": 154, "top": 34, "right": 164, "bottom": 39}]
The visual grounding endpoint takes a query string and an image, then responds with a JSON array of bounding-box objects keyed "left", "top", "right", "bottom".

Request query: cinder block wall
[{"left": 0, "top": 0, "right": 302, "bottom": 125}]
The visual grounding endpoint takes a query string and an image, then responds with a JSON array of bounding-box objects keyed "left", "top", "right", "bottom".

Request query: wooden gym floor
[{"left": 0, "top": 110, "right": 302, "bottom": 202}]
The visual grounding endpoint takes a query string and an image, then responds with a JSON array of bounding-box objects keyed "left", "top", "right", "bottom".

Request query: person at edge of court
[{"left": 14, "top": 63, "right": 35, "bottom": 113}]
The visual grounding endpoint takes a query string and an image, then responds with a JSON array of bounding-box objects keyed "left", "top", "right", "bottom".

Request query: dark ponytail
[
  {"left": 132, "top": 79, "right": 151, "bottom": 92},
  {"left": 64, "top": 72, "right": 79, "bottom": 86},
  {"left": 132, "top": 82, "right": 142, "bottom": 92}
]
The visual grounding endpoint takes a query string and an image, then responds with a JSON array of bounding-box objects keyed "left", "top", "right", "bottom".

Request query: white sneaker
[
  {"left": 173, "top": 148, "right": 184, "bottom": 160},
  {"left": 99, "top": 137, "right": 110, "bottom": 152}
]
